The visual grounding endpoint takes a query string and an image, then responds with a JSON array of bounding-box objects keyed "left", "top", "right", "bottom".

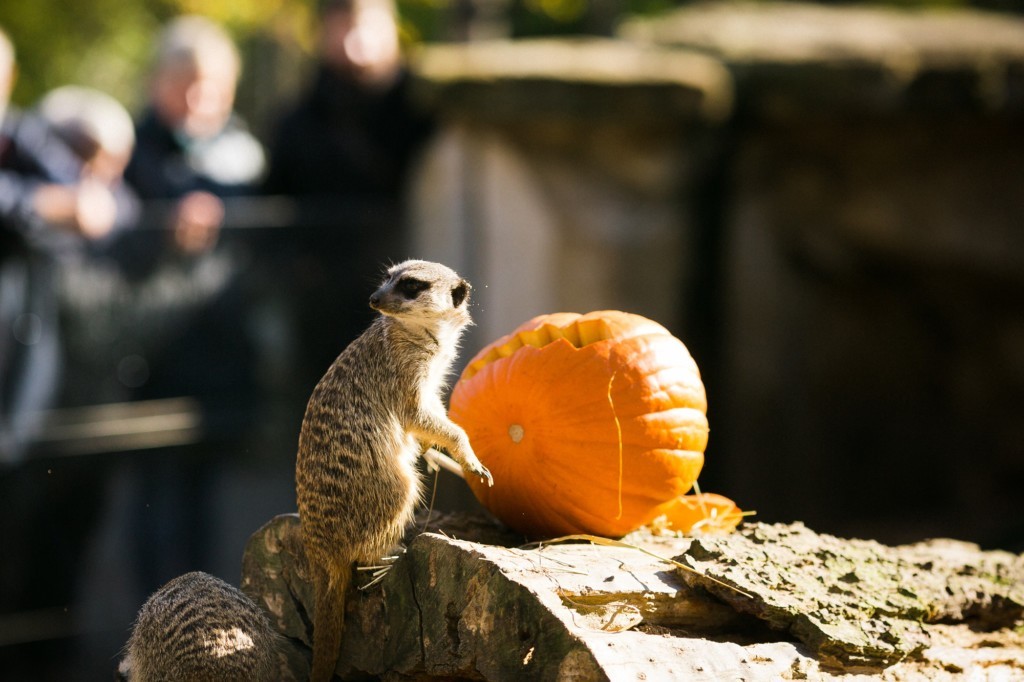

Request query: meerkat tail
[{"left": 311, "top": 562, "right": 350, "bottom": 682}]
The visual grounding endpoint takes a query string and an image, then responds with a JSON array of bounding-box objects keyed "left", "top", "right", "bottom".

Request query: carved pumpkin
[{"left": 449, "top": 310, "right": 709, "bottom": 538}]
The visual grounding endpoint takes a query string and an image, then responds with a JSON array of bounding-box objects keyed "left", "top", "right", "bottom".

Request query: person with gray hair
[
  {"left": 125, "top": 14, "right": 264, "bottom": 254},
  {"left": 39, "top": 86, "right": 135, "bottom": 182},
  {"left": 38, "top": 85, "right": 140, "bottom": 231},
  {"left": 118, "top": 14, "right": 263, "bottom": 410},
  {"left": 118, "top": 15, "right": 265, "bottom": 610}
]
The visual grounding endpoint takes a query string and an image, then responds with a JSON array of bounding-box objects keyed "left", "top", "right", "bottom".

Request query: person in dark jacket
[
  {"left": 118, "top": 15, "right": 265, "bottom": 613},
  {"left": 121, "top": 14, "right": 265, "bottom": 411},
  {"left": 0, "top": 28, "right": 125, "bottom": 462},
  {"left": 264, "top": 0, "right": 433, "bottom": 200},
  {"left": 0, "top": 29, "right": 141, "bottom": 679},
  {"left": 125, "top": 14, "right": 264, "bottom": 253},
  {"left": 264, "top": 0, "right": 435, "bottom": 391},
  {"left": 36, "top": 85, "right": 145, "bottom": 408}
]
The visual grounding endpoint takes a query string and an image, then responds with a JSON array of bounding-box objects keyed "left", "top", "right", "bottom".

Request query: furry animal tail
[{"left": 310, "top": 562, "right": 350, "bottom": 682}]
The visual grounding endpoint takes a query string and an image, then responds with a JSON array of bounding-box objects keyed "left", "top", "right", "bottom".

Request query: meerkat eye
[
  {"left": 451, "top": 281, "right": 470, "bottom": 307},
  {"left": 396, "top": 277, "right": 430, "bottom": 299}
]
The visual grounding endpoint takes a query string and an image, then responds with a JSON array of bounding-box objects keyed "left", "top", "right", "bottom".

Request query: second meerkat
[{"left": 296, "top": 259, "right": 493, "bottom": 682}]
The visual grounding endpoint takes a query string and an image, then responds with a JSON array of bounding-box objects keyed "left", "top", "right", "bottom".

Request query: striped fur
[
  {"left": 295, "top": 260, "right": 491, "bottom": 682},
  {"left": 120, "top": 571, "right": 278, "bottom": 682}
]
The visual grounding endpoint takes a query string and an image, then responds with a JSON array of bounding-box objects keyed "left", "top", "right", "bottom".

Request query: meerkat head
[{"left": 370, "top": 260, "right": 472, "bottom": 334}]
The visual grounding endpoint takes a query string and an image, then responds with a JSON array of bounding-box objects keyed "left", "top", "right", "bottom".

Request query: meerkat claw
[
  {"left": 356, "top": 548, "right": 405, "bottom": 577},
  {"left": 358, "top": 550, "right": 406, "bottom": 589},
  {"left": 358, "top": 565, "right": 392, "bottom": 590}
]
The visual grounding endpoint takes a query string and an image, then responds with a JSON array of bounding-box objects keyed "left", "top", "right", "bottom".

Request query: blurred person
[
  {"left": 36, "top": 85, "right": 144, "bottom": 407},
  {"left": 0, "top": 28, "right": 124, "bottom": 463},
  {"left": 264, "top": 0, "right": 435, "bottom": 392},
  {"left": 0, "top": 31, "right": 137, "bottom": 679},
  {"left": 264, "top": 0, "right": 432, "bottom": 200},
  {"left": 120, "top": 13, "right": 263, "bottom": 411},
  {"left": 125, "top": 14, "right": 265, "bottom": 255},
  {"left": 38, "top": 85, "right": 140, "bottom": 236},
  {"left": 114, "top": 14, "right": 265, "bottom": 638},
  {"left": 29, "top": 77, "right": 253, "bottom": 678}
]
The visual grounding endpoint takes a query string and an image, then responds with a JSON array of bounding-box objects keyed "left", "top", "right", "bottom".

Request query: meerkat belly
[
  {"left": 298, "top": 429, "right": 421, "bottom": 559},
  {"left": 355, "top": 437, "right": 422, "bottom": 560}
]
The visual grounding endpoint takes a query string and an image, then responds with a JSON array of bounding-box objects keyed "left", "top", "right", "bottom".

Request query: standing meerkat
[
  {"left": 118, "top": 571, "right": 279, "bottom": 682},
  {"left": 296, "top": 259, "right": 493, "bottom": 682}
]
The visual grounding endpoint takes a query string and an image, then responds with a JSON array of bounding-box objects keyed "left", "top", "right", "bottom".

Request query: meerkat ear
[{"left": 451, "top": 281, "right": 470, "bottom": 308}]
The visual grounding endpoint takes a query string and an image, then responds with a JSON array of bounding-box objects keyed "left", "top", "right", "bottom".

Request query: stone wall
[
  {"left": 409, "top": 38, "right": 732, "bottom": 349},
  {"left": 407, "top": 3, "right": 1024, "bottom": 548}
]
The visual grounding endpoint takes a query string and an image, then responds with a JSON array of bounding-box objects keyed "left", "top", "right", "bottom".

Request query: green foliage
[
  {"left": 1, "top": 0, "right": 1020, "bottom": 112},
  {"left": 396, "top": 0, "right": 455, "bottom": 43},
  {"left": 0, "top": 0, "right": 314, "bottom": 111},
  {"left": 1, "top": 0, "right": 159, "bottom": 108}
]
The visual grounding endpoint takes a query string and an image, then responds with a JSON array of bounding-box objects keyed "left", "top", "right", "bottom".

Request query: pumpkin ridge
[
  {"left": 540, "top": 477, "right": 675, "bottom": 536},
  {"left": 533, "top": 440, "right": 700, "bottom": 496}
]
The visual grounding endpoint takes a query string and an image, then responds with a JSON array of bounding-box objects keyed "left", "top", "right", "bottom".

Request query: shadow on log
[{"left": 241, "top": 512, "right": 1024, "bottom": 681}]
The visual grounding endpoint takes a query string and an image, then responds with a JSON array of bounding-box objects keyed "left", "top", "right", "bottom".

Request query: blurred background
[{"left": 1, "top": 0, "right": 1022, "bottom": 678}]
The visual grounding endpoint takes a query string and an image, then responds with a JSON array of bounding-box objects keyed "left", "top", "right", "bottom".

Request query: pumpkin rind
[
  {"left": 650, "top": 493, "right": 744, "bottom": 535},
  {"left": 449, "top": 311, "right": 709, "bottom": 538}
]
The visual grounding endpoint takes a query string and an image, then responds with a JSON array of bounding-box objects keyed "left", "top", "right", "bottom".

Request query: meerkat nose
[{"left": 369, "top": 292, "right": 382, "bottom": 309}]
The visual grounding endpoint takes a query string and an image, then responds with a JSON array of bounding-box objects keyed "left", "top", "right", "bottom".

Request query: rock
[
  {"left": 411, "top": 38, "right": 734, "bottom": 125},
  {"left": 621, "top": 1, "right": 1024, "bottom": 115}
]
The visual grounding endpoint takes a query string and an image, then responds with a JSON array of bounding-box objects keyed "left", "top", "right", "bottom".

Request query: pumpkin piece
[
  {"left": 647, "top": 492, "right": 744, "bottom": 535},
  {"left": 449, "top": 310, "right": 709, "bottom": 539}
]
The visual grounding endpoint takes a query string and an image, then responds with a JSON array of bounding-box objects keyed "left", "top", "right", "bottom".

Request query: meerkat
[
  {"left": 296, "top": 259, "right": 493, "bottom": 682},
  {"left": 117, "top": 571, "right": 279, "bottom": 682}
]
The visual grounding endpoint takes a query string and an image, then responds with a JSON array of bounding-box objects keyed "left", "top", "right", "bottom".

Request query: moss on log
[{"left": 675, "top": 522, "right": 1024, "bottom": 670}]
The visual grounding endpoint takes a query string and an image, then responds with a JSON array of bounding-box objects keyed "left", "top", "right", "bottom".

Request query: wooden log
[{"left": 241, "top": 512, "right": 1024, "bottom": 681}]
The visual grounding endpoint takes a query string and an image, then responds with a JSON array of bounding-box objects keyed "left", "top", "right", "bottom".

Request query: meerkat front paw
[{"left": 445, "top": 437, "right": 495, "bottom": 487}]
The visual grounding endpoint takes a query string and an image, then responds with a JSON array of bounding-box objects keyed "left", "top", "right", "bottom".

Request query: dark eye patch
[{"left": 396, "top": 277, "right": 430, "bottom": 299}]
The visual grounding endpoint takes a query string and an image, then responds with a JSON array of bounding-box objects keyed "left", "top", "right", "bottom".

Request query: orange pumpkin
[
  {"left": 449, "top": 310, "right": 709, "bottom": 539},
  {"left": 648, "top": 493, "right": 744, "bottom": 535}
]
